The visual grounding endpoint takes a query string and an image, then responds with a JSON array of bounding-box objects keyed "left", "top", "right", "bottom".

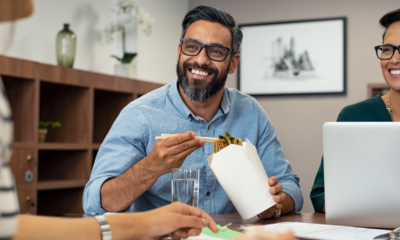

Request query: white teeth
[
  {"left": 391, "top": 70, "right": 400, "bottom": 75},
  {"left": 191, "top": 69, "right": 208, "bottom": 76}
]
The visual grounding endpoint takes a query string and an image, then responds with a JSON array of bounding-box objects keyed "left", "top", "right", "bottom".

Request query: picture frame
[{"left": 238, "top": 17, "right": 347, "bottom": 96}]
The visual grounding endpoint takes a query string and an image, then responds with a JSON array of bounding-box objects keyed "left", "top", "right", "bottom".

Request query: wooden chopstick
[{"left": 155, "top": 134, "right": 221, "bottom": 143}]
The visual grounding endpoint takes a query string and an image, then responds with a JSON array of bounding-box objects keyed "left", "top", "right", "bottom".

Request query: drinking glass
[{"left": 171, "top": 168, "right": 200, "bottom": 207}]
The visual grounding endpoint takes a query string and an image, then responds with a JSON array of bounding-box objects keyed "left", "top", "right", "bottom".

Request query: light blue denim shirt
[{"left": 83, "top": 79, "right": 303, "bottom": 216}]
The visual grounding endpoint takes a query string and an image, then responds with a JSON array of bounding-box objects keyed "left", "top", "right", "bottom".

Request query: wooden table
[{"left": 211, "top": 212, "right": 326, "bottom": 232}]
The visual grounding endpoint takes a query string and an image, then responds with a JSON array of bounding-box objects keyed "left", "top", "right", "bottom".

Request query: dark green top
[{"left": 310, "top": 95, "right": 392, "bottom": 213}]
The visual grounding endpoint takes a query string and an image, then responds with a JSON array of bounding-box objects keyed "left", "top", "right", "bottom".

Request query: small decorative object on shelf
[
  {"left": 56, "top": 23, "right": 76, "bottom": 68},
  {"left": 104, "top": 0, "right": 154, "bottom": 78},
  {"left": 38, "top": 120, "right": 62, "bottom": 143}
]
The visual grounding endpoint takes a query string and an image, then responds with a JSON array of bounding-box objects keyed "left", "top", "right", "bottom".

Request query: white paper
[
  {"left": 209, "top": 141, "right": 275, "bottom": 220},
  {"left": 241, "top": 222, "right": 391, "bottom": 240}
]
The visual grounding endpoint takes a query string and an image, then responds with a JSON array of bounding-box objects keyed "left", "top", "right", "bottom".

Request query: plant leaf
[
  {"left": 52, "top": 121, "right": 62, "bottom": 129},
  {"left": 111, "top": 55, "right": 122, "bottom": 62},
  {"left": 39, "top": 120, "right": 46, "bottom": 129},
  {"left": 121, "top": 52, "right": 137, "bottom": 64}
]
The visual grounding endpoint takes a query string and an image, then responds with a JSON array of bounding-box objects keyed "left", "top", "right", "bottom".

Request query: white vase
[{"left": 114, "top": 63, "right": 137, "bottom": 78}]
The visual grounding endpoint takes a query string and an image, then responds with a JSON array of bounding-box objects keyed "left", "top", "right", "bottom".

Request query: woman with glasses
[{"left": 310, "top": 8, "right": 400, "bottom": 213}]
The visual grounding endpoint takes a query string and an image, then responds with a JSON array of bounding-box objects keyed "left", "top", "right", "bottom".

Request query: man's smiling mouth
[{"left": 190, "top": 68, "right": 210, "bottom": 76}]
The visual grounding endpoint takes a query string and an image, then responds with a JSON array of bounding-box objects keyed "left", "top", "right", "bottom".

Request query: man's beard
[{"left": 177, "top": 60, "right": 228, "bottom": 102}]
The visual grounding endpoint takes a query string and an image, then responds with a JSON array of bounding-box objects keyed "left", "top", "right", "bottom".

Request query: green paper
[{"left": 202, "top": 225, "right": 243, "bottom": 239}]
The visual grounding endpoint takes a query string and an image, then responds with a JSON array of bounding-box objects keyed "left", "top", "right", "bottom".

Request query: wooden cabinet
[
  {"left": 0, "top": 55, "right": 163, "bottom": 216},
  {"left": 17, "top": 190, "right": 36, "bottom": 214},
  {"left": 9, "top": 149, "right": 35, "bottom": 185}
]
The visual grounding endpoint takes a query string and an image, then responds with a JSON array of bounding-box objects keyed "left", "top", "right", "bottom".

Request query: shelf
[
  {"left": 93, "top": 89, "right": 134, "bottom": 143},
  {"left": 37, "top": 187, "right": 84, "bottom": 216},
  {"left": 37, "top": 180, "right": 87, "bottom": 190},
  {"left": 38, "top": 150, "right": 89, "bottom": 181},
  {"left": 367, "top": 83, "right": 390, "bottom": 98},
  {"left": 92, "top": 143, "right": 101, "bottom": 150},
  {"left": 37, "top": 143, "right": 89, "bottom": 150},
  {"left": 2, "top": 75, "right": 35, "bottom": 142},
  {"left": 40, "top": 82, "right": 90, "bottom": 143},
  {"left": 0, "top": 55, "right": 36, "bottom": 79},
  {"left": 12, "top": 142, "right": 35, "bottom": 149},
  {"left": 1, "top": 55, "right": 163, "bottom": 217}
]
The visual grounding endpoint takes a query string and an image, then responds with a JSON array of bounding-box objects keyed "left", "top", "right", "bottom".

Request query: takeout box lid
[{"left": 208, "top": 140, "right": 275, "bottom": 219}]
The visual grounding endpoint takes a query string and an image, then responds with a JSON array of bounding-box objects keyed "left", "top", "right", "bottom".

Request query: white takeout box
[{"left": 208, "top": 139, "right": 275, "bottom": 220}]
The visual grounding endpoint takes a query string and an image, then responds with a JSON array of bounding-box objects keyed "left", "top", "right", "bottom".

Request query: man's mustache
[{"left": 183, "top": 62, "right": 218, "bottom": 75}]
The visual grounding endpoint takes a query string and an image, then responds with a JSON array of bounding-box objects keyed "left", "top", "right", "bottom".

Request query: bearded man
[{"left": 83, "top": 5, "right": 303, "bottom": 218}]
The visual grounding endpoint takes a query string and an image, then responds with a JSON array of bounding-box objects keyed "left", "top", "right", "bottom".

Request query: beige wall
[{"left": 188, "top": 0, "right": 395, "bottom": 212}]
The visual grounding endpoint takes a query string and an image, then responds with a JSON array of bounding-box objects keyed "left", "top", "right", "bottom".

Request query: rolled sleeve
[
  {"left": 83, "top": 105, "right": 147, "bottom": 215},
  {"left": 83, "top": 176, "right": 111, "bottom": 216},
  {"left": 281, "top": 179, "right": 303, "bottom": 213}
]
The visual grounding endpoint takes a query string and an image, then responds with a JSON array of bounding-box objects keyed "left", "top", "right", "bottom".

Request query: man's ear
[{"left": 228, "top": 53, "right": 240, "bottom": 74}]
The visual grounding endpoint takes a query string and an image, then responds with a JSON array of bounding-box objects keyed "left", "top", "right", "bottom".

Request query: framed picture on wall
[{"left": 238, "top": 17, "right": 347, "bottom": 96}]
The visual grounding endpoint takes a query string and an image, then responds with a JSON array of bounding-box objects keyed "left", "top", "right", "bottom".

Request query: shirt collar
[{"left": 168, "top": 79, "right": 231, "bottom": 120}]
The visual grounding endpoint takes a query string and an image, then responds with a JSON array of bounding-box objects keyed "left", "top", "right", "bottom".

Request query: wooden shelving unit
[
  {"left": 367, "top": 83, "right": 390, "bottom": 98},
  {"left": 1, "top": 55, "right": 163, "bottom": 216}
]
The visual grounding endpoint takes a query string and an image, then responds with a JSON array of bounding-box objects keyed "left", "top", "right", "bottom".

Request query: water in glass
[{"left": 171, "top": 178, "right": 199, "bottom": 207}]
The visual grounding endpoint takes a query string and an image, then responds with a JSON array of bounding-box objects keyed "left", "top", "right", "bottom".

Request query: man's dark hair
[
  {"left": 181, "top": 5, "right": 243, "bottom": 55},
  {"left": 379, "top": 8, "right": 400, "bottom": 42}
]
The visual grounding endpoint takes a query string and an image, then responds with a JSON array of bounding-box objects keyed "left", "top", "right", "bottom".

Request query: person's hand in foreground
[
  {"left": 257, "top": 176, "right": 295, "bottom": 219},
  {"left": 107, "top": 202, "right": 218, "bottom": 240},
  {"left": 14, "top": 202, "right": 218, "bottom": 240},
  {"left": 238, "top": 228, "right": 295, "bottom": 240}
]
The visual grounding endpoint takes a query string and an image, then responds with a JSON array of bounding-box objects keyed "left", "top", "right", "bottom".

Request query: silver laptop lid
[{"left": 323, "top": 122, "right": 400, "bottom": 228}]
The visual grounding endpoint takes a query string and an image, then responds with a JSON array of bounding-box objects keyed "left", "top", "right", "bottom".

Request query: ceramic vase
[
  {"left": 114, "top": 63, "right": 137, "bottom": 78},
  {"left": 56, "top": 23, "right": 76, "bottom": 67}
]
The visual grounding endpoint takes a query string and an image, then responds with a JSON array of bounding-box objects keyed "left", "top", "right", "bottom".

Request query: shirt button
[{"left": 206, "top": 191, "right": 210, "bottom": 196}]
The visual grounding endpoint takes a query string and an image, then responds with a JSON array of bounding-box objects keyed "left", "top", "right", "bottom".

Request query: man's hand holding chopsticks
[
  {"left": 144, "top": 131, "right": 205, "bottom": 176},
  {"left": 100, "top": 132, "right": 205, "bottom": 212}
]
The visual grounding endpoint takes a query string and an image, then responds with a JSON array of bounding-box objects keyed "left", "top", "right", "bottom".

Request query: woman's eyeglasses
[{"left": 375, "top": 45, "right": 400, "bottom": 60}]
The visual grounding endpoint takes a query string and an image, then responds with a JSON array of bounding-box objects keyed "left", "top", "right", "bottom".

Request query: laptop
[{"left": 323, "top": 122, "right": 400, "bottom": 229}]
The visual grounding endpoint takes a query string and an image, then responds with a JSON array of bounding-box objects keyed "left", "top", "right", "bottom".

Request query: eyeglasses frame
[
  {"left": 374, "top": 44, "right": 400, "bottom": 60},
  {"left": 180, "top": 38, "right": 232, "bottom": 62}
]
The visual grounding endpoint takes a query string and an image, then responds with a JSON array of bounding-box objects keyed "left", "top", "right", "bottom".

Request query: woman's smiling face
[{"left": 381, "top": 21, "right": 400, "bottom": 91}]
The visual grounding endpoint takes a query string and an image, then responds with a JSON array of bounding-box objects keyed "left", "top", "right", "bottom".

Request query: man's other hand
[{"left": 257, "top": 176, "right": 294, "bottom": 219}]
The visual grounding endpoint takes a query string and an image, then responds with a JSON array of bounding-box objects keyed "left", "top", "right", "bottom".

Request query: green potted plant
[{"left": 38, "top": 121, "right": 62, "bottom": 143}]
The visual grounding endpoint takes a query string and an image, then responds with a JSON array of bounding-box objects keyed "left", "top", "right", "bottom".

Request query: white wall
[
  {"left": 0, "top": 0, "right": 188, "bottom": 85},
  {"left": 188, "top": 0, "right": 395, "bottom": 212},
  {"left": 137, "top": 0, "right": 188, "bottom": 84}
]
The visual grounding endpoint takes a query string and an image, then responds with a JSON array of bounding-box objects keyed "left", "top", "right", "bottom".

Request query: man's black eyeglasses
[
  {"left": 375, "top": 44, "right": 400, "bottom": 60},
  {"left": 180, "top": 39, "right": 231, "bottom": 62}
]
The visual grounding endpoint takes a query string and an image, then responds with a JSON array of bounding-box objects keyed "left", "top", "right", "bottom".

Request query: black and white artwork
[{"left": 238, "top": 18, "right": 346, "bottom": 96}]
